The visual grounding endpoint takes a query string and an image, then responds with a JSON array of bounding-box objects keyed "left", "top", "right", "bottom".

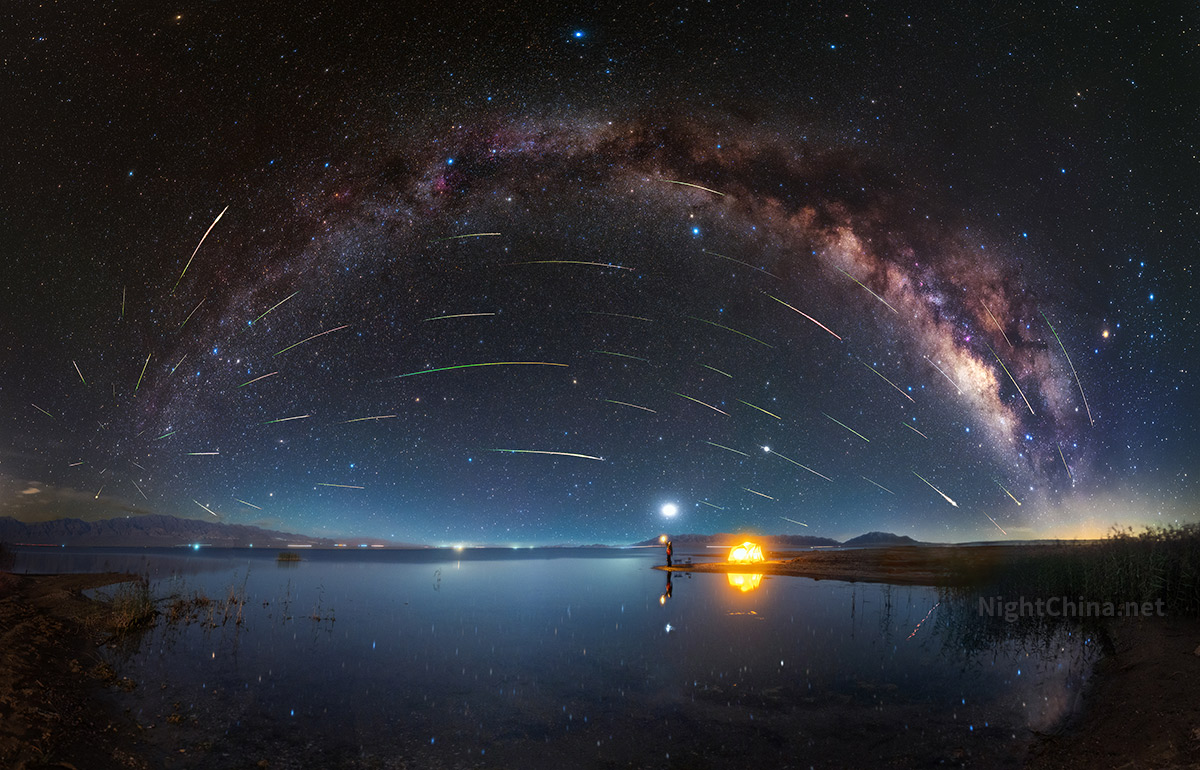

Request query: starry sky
[{"left": 2, "top": 2, "right": 1195, "bottom": 545}]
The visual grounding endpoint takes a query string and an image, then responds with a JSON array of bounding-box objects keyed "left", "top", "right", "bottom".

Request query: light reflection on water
[{"left": 14, "top": 547, "right": 1096, "bottom": 768}]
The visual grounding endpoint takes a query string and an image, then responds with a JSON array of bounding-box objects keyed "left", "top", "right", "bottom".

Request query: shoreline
[
  {"left": 0, "top": 571, "right": 148, "bottom": 770},
  {"left": 664, "top": 544, "right": 1200, "bottom": 767},
  {"left": 5, "top": 549, "right": 1199, "bottom": 768},
  {"left": 657, "top": 543, "right": 1037, "bottom": 586}
]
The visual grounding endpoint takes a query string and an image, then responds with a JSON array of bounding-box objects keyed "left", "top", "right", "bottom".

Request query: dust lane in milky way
[{"left": 1, "top": 2, "right": 1192, "bottom": 543}]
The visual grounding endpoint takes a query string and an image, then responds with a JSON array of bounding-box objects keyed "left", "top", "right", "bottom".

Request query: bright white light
[
  {"left": 661, "top": 503, "right": 678, "bottom": 518},
  {"left": 762, "top": 446, "right": 771, "bottom": 453}
]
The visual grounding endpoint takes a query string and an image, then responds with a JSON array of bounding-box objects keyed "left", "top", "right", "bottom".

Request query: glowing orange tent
[{"left": 727, "top": 541, "right": 764, "bottom": 563}]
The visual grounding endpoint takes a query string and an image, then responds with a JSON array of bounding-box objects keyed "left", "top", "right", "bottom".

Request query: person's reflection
[{"left": 659, "top": 571, "right": 673, "bottom": 605}]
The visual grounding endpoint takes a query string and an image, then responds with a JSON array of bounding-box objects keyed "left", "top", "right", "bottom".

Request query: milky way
[{"left": 3, "top": 3, "right": 1193, "bottom": 543}]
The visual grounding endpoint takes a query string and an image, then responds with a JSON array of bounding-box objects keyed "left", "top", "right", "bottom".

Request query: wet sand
[{"left": 0, "top": 571, "right": 148, "bottom": 770}]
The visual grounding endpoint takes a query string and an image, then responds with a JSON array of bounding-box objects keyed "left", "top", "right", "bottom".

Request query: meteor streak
[
  {"left": 485, "top": 449, "right": 605, "bottom": 461},
  {"left": 252, "top": 291, "right": 299, "bottom": 324},
  {"left": 510, "top": 260, "right": 634, "bottom": 270},
  {"left": 699, "top": 500, "right": 725, "bottom": 510},
  {"left": 685, "top": 316, "right": 773, "bottom": 348},
  {"left": 861, "top": 362, "right": 915, "bottom": 402},
  {"left": 923, "top": 355, "right": 963, "bottom": 395},
  {"left": 780, "top": 516, "right": 809, "bottom": 527},
  {"left": 235, "top": 498, "right": 263, "bottom": 509},
  {"left": 94, "top": 486, "right": 104, "bottom": 499},
  {"left": 274, "top": 324, "right": 349, "bottom": 357},
  {"left": 391, "top": 361, "right": 569, "bottom": 378},
  {"left": 1041, "top": 311, "right": 1094, "bottom": 426},
  {"left": 983, "top": 302, "right": 1013, "bottom": 348},
  {"left": 31, "top": 403, "right": 54, "bottom": 419},
  {"left": 262, "top": 414, "right": 310, "bottom": 425},
  {"left": 131, "top": 480, "right": 148, "bottom": 500},
  {"left": 822, "top": 412, "right": 870, "bottom": 442},
  {"left": 340, "top": 414, "right": 398, "bottom": 423},
  {"left": 120, "top": 286, "right": 125, "bottom": 319},
  {"left": 741, "top": 487, "right": 776, "bottom": 500},
  {"left": 662, "top": 179, "right": 726, "bottom": 196},
  {"left": 764, "top": 447, "right": 833, "bottom": 481},
  {"left": 737, "top": 399, "right": 781, "bottom": 420},
  {"left": 134, "top": 353, "right": 152, "bottom": 393},
  {"left": 317, "top": 483, "right": 366, "bottom": 489},
  {"left": 1057, "top": 443, "right": 1073, "bottom": 479},
  {"left": 238, "top": 371, "right": 278, "bottom": 388},
  {"left": 912, "top": 471, "right": 958, "bottom": 507},
  {"left": 423, "top": 312, "right": 497, "bottom": 321},
  {"left": 178, "top": 297, "right": 205, "bottom": 330},
  {"left": 985, "top": 343, "right": 1035, "bottom": 416},
  {"left": 902, "top": 422, "right": 929, "bottom": 439},
  {"left": 154, "top": 430, "right": 176, "bottom": 440},
  {"left": 701, "top": 250, "right": 780, "bottom": 279},
  {"left": 193, "top": 499, "right": 220, "bottom": 517},
  {"left": 68, "top": 461, "right": 85, "bottom": 467},
  {"left": 861, "top": 476, "right": 895, "bottom": 495},
  {"left": 702, "top": 364, "right": 732, "bottom": 378},
  {"left": 675, "top": 392, "right": 730, "bottom": 416},
  {"left": 705, "top": 441, "right": 749, "bottom": 457},
  {"left": 995, "top": 480, "right": 1022, "bottom": 505},
  {"left": 170, "top": 354, "right": 187, "bottom": 376},
  {"left": 72, "top": 360, "right": 87, "bottom": 385},
  {"left": 172, "top": 205, "right": 228, "bottom": 294},
  {"left": 584, "top": 311, "right": 654, "bottom": 322},
  {"left": 187, "top": 451, "right": 220, "bottom": 456},
  {"left": 765, "top": 294, "right": 842, "bottom": 339},
  {"left": 433, "top": 232, "right": 501, "bottom": 243},
  {"left": 834, "top": 267, "right": 899, "bottom": 314},
  {"left": 982, "top": 510, "right": 1008, "bottom": 535},
  {"left": 593, "top": 350, "right": 649, "bottom": 362},
  {"left": 603, "top": 399, "right": 657, "bottom": 414}
]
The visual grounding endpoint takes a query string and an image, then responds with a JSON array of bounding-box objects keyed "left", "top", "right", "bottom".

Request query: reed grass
[
  {"left": 108, "top": 576, "right": 158, "bottom": 632},
  {"left": 955, "top": 524, "right": 1200, "bottom": 616}
]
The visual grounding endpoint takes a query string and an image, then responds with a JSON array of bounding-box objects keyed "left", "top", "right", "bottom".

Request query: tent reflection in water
[
  {"left": 726, "top": 572, "right": 763, "bottom": 592},
  {"left": 727, "top": 541, "right": 764, "bottom": 564}
]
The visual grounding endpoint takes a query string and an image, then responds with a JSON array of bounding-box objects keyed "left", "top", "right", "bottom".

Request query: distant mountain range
[
  {"left": 0, "top": 514, "right": 400, "bottom": 549},
  {"left": 841, "top": 531, "right": 921, "bottom": 546},
  {"left": 0, "top": 515, "right": 925, "bottom": 550},
  {"left": 633, "top": 531, "right": 922, "bottom": 548}
]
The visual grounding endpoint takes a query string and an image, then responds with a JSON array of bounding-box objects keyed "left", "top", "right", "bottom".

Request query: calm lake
[{"left": 13, "top": 546, "right": 1097, "bottom": 768}]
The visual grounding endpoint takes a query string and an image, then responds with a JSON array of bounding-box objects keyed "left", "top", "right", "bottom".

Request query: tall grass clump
[{"left": 109, "top": 576, "right": 158, "bottom": 632}]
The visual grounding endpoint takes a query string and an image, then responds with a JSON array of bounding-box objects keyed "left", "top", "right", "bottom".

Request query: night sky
[{"left": 2, "top": 2, "right": 1195, "bottom": 545}]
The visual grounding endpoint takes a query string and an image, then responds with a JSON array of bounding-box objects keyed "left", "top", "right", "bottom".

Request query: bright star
[{"left": 661, "top": 503, "right": 678, "bottom": 518}]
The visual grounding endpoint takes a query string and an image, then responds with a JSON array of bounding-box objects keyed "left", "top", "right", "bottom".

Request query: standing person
[{"left": 665, "top": 537, "right": 673, "bottom": 567}]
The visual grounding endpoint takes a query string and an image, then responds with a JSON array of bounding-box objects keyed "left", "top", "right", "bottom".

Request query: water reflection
[
  {"left": 14, "top": 547, "right": 1100, "bottom": 767},
  {"left": 725, "top": 572, "right": 764, "bottom": 592}
]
